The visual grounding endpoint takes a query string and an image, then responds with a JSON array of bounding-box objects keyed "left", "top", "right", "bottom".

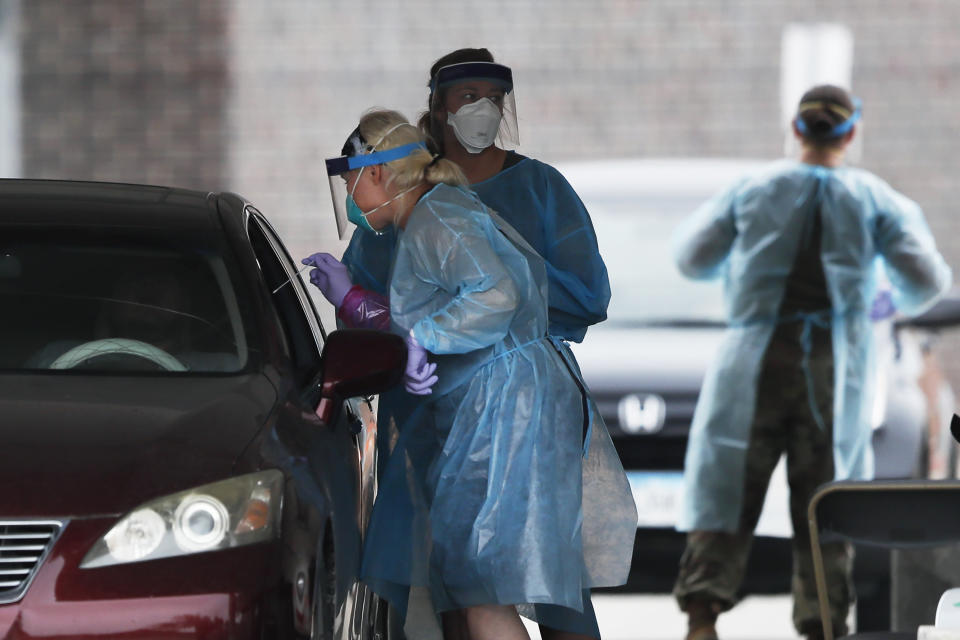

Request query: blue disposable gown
[
  {"left": 341, "top": 153, "right": 610, "bottom": 342},
  {"left": 359, "top": 184, "right": 635, "bottom": 633},
  {"left": 340, "top": 155, "right": 612, "bottom": 533},
  {"left": 674, "top": 160, "right": 952, "bottom": 532}
]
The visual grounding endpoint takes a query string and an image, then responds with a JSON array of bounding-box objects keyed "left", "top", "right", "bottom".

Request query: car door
[{"left": 245, "top": 207, "right": 382, "bottom": 639}]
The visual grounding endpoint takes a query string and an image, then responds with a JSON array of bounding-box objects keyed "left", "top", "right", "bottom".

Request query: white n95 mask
[{"left": 446, "top": 98, "right": 503, "bottom": 154}]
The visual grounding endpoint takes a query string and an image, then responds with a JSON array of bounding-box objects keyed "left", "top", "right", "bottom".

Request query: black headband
[{"left": 340, "top": 126, "right": 368, "bottom": 157}]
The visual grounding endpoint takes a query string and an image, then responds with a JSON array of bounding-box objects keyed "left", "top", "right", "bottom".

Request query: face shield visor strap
[
  {"left": 430, "top": 62, "right": 519, "bottom": 150},
  {"left": 794, "top": 97, "right": 862, "bottom": 139},
  {"left": 324, "top": 142, "right": 427, "bottom": 239}
]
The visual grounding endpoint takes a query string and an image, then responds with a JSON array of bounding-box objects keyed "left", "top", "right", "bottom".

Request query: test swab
[{"left": 272, "top": 263, "right": 312, "bottom": 294}]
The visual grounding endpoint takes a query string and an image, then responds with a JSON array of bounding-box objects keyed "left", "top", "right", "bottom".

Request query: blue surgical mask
[
  {"left": 346, "top": 166, "right": 421, "bottom": 234},
  {"left": 346, "top": 193, "right": 378, "bottom": 233}
]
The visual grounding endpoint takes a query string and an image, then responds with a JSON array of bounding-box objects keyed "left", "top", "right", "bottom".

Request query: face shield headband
[
  {"left": 430, "top": 62, "right": 514, "bottom": 95},
  {"left": 795, "top": 97, "right": 862, "bottom": 139},
  {"left": 325, "top": 140, "right": 427, "bottom": 177}
]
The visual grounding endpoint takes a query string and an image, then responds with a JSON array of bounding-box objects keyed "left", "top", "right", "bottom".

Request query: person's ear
[
  {"left": 367, "top": 164, "right": 382, "bottom": 186},
  {"left": 791, "top": 119, "right": 803, "bottom": 141},
  {"left": 844, "top": 126, "right": 856, "bottom": 145}
]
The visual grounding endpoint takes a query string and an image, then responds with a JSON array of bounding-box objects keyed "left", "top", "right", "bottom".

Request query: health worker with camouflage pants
[{"left": 671, "top": 85, "right": 952, "bottom": 640}]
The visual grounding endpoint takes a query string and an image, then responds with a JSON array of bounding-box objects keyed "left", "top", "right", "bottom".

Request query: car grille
[
  {"left": 594, "top": 392, "right": 698, "bottom": 437},
  {"left": 593, "top": 391, "right": 699, "bottom": 470},
  {"left": 0, "top": 520, "right": 65, "bottom": 604}
]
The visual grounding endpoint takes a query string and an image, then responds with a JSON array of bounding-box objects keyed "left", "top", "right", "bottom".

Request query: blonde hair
[{"left": 357, "top": 109, "right": 467, "bottom": 191}]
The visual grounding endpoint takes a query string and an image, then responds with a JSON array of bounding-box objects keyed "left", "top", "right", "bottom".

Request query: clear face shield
[
  {"left": 429, "top": 62, "right": 519, "bottom": 152},
  {"left": 325, "top": 126, "right": 427, "bottom": 239},
  {"left": 326, "top": 167, "right": 353, "bottom": 240}
]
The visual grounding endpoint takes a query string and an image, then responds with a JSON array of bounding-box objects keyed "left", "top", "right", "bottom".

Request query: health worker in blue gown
[
  {"left": 671, "top": 85, "right": 952, "bottom": 640},
  {"left": 311, "top": 110, "right": 635, "bottom": 640}
]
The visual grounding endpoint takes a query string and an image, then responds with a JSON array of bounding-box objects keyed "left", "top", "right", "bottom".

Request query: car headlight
[{"left": 81, "top": 470, "right": 283, "bottom": 568}]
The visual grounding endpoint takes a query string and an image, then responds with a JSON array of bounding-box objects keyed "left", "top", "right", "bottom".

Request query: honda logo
[{"left": 618, "top": 393, "right": 666, "bottom": 434}]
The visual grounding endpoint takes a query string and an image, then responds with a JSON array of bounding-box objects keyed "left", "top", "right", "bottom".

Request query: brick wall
[
  {"left": 20, "top": 0, "right": 229, "bottom": 190},
  {"left": 17, "top": 0, "right": 960, "bottom": 382},
  {"left": 224, "top": 0, "right": 960, "bottom": 381}
]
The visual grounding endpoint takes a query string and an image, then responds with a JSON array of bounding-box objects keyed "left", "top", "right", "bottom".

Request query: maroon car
[{"left": 0, "top": 180, "right": 404, "bottom": 639}]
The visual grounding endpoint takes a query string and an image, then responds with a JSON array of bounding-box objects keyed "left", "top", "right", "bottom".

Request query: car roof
[
  {"left": 555, "top": 157, "right": 770, "bottom": 198},
  {"left": 0, "top": 178, "right": 230, "bottom": 230}
]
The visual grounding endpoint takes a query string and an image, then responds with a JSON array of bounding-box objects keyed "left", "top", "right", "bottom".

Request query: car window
[
  {"left": 245, "top": 208, "right": 325, "bottom": 386},
  {"left": 585, "top": 193, "right": 727, "bottom": 327},
  {"left": 559, "top": 160, "right": 771, "bottom": 328},
  {"left": 0, "top": 227, "right": 251, "bottom": 374}
]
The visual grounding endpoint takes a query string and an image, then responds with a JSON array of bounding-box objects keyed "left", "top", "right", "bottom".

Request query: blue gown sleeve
[
  {"left": 539, "top": 165, "right": 611, "bottom": 341},
  {"left": 873, "top": 188, "right": 952, "bottom": 315},
  {"left": 673, "top": 181, "right": 740, "bottom": 280},
  {"left": 340, "top": 226, "right": 398, "bottom": 296},
  {"left": 404, "top": 216, "right": 519, "bottom": 355}
]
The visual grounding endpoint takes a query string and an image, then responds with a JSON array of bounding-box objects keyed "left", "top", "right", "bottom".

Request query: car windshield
[
  {"left": 0, "top": 227, "right": 251, "bottom": 374},
  {"left": 588, "top": 192, "right": 727, "bottom": 327}
]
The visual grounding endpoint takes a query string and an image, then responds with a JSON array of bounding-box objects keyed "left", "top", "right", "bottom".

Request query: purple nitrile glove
[
  {"left": 301, "top": 252, "right": 353, "bottom": 308},
  {"left": 870, "top": 289, "right": 896, "bottom": 321},
  {"left": 404, "top": 331, "right": 438, "bottom": 395}
]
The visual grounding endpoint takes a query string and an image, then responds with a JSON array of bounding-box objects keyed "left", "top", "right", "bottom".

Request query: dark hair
[
  {"left": 795, "top": 85, "right": 857, "bottom": 147},
  {"left": 417, "top": 48, "right": 496, "bottom": 155}
]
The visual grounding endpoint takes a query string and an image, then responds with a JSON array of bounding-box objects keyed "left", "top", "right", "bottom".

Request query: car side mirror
[
  {"left": 896, "top": 289, "right": 960, "bottom": 330},
  {"left": 314, "top": 329, "right": 406, "bottom": 426}
]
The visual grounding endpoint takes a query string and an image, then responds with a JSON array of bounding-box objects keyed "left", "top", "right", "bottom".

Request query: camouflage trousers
[{"left": 673, "top": 322, "right": 855, "bottom": 638}]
